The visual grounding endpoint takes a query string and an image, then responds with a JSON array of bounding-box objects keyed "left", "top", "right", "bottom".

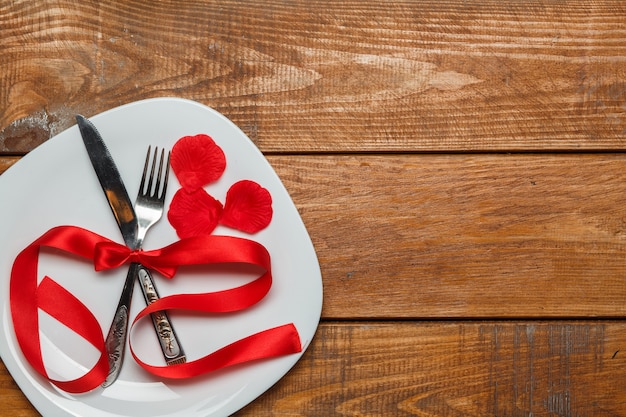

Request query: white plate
[{"left": 0, "top": 98, "right": 322, "bottom": 416}]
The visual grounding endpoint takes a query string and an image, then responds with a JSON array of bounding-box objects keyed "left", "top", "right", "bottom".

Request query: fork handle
[
  {"left": 102, "top": 262, "right": 138, "bottom": 387},
  {"left": 136, "top": 265, "right": 187, "bottom": 365}
]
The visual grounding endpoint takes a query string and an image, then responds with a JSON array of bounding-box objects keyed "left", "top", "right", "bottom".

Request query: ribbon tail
[{"left": 132, "top": 324, "right": 302, "bottom": 379}]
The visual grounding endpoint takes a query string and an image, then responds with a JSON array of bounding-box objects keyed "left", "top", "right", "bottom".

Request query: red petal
[
  {"left": 220, "top": 180, "right": 273, "bottom": 234},
  {"left": 167, "top": 188, "right": 223, "bottom": 238},
  {"left": 171, "top": 134, "right": 226, "bottom": 192}
]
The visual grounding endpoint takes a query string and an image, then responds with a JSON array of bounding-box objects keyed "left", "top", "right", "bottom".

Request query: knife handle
[
  {"left": 136, "top": 264, "right": 187, "bottom": 365},
  {"left": 102, "top": 262, "right": 139, "bottom": 388}
]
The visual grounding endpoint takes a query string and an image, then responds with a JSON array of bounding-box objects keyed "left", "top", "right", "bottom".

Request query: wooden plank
[
  {"left": 0, "top": 360, "right": 37, "bottom": 417},
  {"left": 2, "top": 153, "right": 626, "bottom": 318},
  {"left": 1, "top": 0, "right": 625, "bottom": 153},
  {"left": 3, "top": 321, "right": 625, "bottom": 416},
  {"left": 267, "top": 154, "right": 626, "bottom": 319},
  {"left": 0, "top": 157, "right": 19, "bottom": 174},
  {"left": 237, "top": 321, "right": 626, "bottom": 416}
]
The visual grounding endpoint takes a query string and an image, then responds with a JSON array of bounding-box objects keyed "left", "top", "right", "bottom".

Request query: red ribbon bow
[
  {"left": 10, "top": 226, "right": 302, "bottom": 393},
  {"left": 93, "top": 242, "right": 177, "bottom": 278}
]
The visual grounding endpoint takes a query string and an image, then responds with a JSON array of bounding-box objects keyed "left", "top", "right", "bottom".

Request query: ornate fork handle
[{"left": 136, "top": 265, "right": 186, "bottom": 364}]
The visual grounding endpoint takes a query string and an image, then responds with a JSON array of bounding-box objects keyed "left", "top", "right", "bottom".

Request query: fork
[
  {"left": 134, "top": 147, "right": 186, "bottom": 366},
  {"left": 103, "top": 147, "right": 185, "bottom": 387}
]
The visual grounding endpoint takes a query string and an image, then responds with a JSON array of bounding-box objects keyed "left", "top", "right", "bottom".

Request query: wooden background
[{"left": 2, "top": 0, "right": 626, "bottom": 415}]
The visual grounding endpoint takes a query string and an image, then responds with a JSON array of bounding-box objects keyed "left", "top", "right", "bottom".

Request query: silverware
[
  {"left": 76, "top": 116, "right": 185, "bottom": 388},
  {"left": 134, "top": 147, "right": 186, "bottom": 366}
]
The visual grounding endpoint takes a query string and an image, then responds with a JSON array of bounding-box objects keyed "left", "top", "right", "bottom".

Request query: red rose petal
[
  {"left": 171, "top": 134, "right": 226, "bottom": 192},
  {"left": 220, "top": 180, "right": 273, "bottom": 234},
  {"left": 167, "top": 188, "right": 223, "bottom": 238}
]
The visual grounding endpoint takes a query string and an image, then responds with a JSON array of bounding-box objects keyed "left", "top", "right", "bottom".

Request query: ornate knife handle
[
  {"left": 103, "top": 262, "right": 139, "bottom": 387},
  {"left": 136, "top": 264, "right": 187, "bottom": 365}
]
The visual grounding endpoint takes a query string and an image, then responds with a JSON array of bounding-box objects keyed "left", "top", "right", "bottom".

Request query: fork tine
[
  {"left": 146, "top": 147, "right": 158, "bottom": 196},
  {"left": 160, "top": 151, "right": 170, "bottom": 202},
  {"left": 139, "top": 146, "right": 151, "bottom": 196},
  {"left": 153, "top": 148, "right": 164, "bottom": 198}
]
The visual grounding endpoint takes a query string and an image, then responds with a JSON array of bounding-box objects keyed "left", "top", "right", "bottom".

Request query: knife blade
[{"left": 76, "top": 116, "right": 137, "bottom": 248}]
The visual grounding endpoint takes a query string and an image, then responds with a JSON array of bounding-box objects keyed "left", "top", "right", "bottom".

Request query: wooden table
[{"left": 2, "top": 1, "right": 626, "bottom": 415}]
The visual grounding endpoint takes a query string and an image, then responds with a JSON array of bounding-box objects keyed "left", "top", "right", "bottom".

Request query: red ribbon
[{"left": 10, "top": 226, "right": 302, "bottom": 393}]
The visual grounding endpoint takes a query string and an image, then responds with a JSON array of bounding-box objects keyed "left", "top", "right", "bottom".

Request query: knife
[{"left": 76, "top": 115, "right": 185, "bottom": 387}]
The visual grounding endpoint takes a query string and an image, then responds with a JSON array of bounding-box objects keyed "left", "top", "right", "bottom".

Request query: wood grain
[
  {"left": 2, "top": 0, "right": 626, "bottom": 415},
  {"left": 0, "top": 361, "right": 36, "bottom": 417},
  {"left": 3, "top": 153, "right": 626, "bottom": 318},
  {"left": 237, "top": 322, "right": 626, "bottom": 416},
  {"left": 3, "top": 322, "right": 626, "bottom": 416},
  {"left": 1, "top": 0, "right": 625, "bottom": 153},
  {"left": 0, "top": 157, "right": 18, "bottom": 174},
  {"left": 270, "top": 153, "right": 626, "bottom": 319}
]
